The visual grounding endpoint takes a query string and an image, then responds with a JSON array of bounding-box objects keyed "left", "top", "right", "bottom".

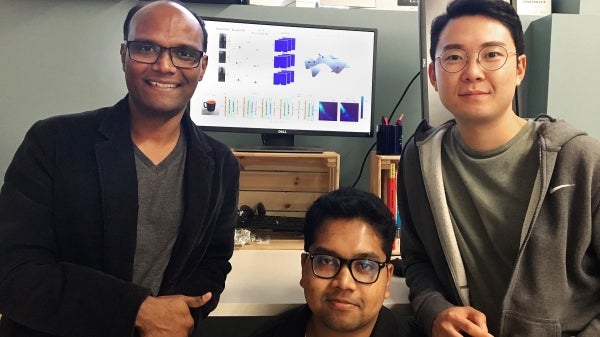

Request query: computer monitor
[{"left": 190, "top": 17, "right": 377, "bottom": 151}]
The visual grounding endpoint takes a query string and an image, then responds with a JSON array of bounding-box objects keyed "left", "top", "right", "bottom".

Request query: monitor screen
[{"left": 190, "top": 17, "right": 377, "bottom": 149}]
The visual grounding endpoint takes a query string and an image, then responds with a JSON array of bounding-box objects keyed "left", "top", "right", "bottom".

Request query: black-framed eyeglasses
[
  {"left": 304, "top": 253, "right": 387, "bottom": 284},
  {"left": 435, "top": 45, "right": 517, "bottom": 73},
  {"left": 125, "top": 40, "right": 204, "bottom": 69}
]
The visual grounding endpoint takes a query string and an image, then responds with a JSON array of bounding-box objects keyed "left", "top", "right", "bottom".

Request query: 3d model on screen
[{"left": 304, "top": 54, "right": 349, "bottom": 77}]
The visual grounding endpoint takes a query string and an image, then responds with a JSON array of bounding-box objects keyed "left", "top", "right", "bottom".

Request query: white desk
[{"left": 213, "top": 249, "right": 411, "bottom": 316}]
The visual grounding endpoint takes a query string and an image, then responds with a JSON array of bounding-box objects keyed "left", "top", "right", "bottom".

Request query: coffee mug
[{"left": 204, "top": 99, "right": 216, "bottom": 112}]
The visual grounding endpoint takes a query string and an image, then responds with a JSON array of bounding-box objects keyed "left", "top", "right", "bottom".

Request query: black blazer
[{"left": 0, "top": 97, "right": 240, "bottom": 337}]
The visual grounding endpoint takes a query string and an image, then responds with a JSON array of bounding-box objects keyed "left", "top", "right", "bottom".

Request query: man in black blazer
[{"left": 0, "top": 1, "right": 239, "bottom": 336}]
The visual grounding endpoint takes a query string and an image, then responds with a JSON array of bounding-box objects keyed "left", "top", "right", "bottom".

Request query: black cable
[
  {"left": 386, "top": 70, "right": 421, "bottom": 122},
  {"left": 350, "top": 70, "right": 421, "bottom": 188},
  {"left": 350, "top": 142, "right": 377, "bottom": 188}
]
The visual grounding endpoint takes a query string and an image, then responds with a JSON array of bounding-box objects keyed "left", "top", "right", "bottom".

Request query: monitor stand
[
  {"left": 234, "top": 145, "right": 324, "bottom": 153},
  {"left": 234, "top": 134, "right": 324, "bottom": 153}
]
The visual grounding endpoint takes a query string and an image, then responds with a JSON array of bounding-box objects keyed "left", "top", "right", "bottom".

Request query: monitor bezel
[{"left": 192, "top": 16, "right": 378, "bottom": 139}]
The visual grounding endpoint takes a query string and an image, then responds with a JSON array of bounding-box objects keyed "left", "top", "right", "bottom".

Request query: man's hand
[
  {"left": 432, "top": 306, "right": 494, "bottom": 337},
  {"left": 135, "top": 292, "right": 212, "bottom": 337}
]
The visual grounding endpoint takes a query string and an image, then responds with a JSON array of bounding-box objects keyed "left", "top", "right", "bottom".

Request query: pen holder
[{"left": 376, "top": 124, "right": 402, "bottom": 155}]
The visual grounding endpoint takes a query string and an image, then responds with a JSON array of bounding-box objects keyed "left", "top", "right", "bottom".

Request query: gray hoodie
[{"left": 398, "top": 116, "right": 600, "bottom": 337}]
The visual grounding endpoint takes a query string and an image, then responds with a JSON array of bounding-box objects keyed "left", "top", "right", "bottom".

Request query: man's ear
[
  {"left": 300, "top": 252, "right": 308, "bottom": 266},
  {"left": 515, "top": 54, "right": 527, "bottom": 86},
  {"left": 198, "top": 55, "right": 208, "bottom": 82},
  {"left": 299, "top": 253, "right": 308, "bottom": 289},
  {"left": 428, "top": 62, "right": 439, "bottom": 92},
  {"left": 120, "top": 43, "right": 127, "bottom": 72},
  {"left": 384, "top": 263, "right": 394, "bottom": 299}
]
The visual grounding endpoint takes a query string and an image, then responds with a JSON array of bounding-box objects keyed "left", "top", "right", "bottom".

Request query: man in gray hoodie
[{"left": 398, "top": 0, "right": 600, "bottom": 336}]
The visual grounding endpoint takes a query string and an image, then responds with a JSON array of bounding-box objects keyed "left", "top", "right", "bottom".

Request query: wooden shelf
[
  {"left": 369, "top": 152, "right": 400, "bottom": 199},
  {"left": 233, "top": 151, "right": 340, "bottom": 250},
  {"left": 369, "top": 152, "right": 401, "bottom": 255}
]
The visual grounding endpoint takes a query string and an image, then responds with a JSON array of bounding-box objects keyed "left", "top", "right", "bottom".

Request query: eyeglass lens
[
  {"left": 438, "top": 45, "right": 511, "bottom": 73},
  {"left": 127, "top": 41, "right": 203, "bottom": 68},
  {"left": 310, "top": 254, "right": 384, "bottom": 284}
]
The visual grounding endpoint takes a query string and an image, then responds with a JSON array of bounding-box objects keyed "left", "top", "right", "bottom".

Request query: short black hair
[
  {"left": 303, "top": 187, "right": 396, "bottom": 261},
  {"left": 123, "top": 0, "right": 208, "bottom": 52},
  {"left": 430, "top": 0, "right": 524, "bottom": 61}
]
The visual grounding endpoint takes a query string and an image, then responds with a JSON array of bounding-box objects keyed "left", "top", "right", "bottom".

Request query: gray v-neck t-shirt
[
  {"left": 132, "top": 133, "right": 186, "bottom": 295},
  {"left": 441, "top": 120, "right": 539, "bottom": 333}
]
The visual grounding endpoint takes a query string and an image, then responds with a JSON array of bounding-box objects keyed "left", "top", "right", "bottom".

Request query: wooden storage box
[
  {"left": 369, "top": 152, "right": 400, "bottom": 199},
  {"left": 233, "top": 151, "right": 340, "bottom": 218}
]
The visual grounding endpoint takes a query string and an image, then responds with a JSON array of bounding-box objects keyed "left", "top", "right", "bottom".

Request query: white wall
[{"left": 523, "top": 13, "right": 600, "bottom": 138}]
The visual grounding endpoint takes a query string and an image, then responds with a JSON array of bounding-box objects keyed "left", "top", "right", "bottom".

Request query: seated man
[{"left": 249, "top": 187, "right": 406, "bottom": 337}]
